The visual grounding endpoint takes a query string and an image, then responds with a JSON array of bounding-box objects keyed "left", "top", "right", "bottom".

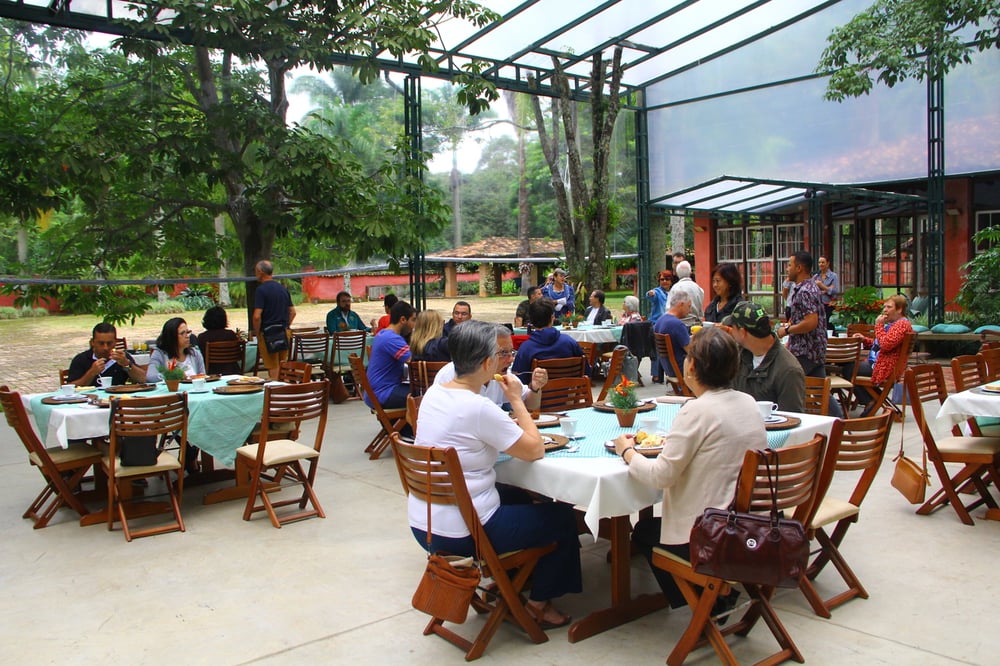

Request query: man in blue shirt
[
  {"left": 366, "top": 300, "right": 416, "bottom": 409},
  {"left": 653, "top": 290, "right": 692, "bottom": 380},
  {"left": 511, "top": 298, "right": 589, "bottom": 383},
  {"left": 326, "top": 291, "right": 370, "bottom": 334}
]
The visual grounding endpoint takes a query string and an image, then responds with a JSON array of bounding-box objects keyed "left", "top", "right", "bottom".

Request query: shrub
[
  {"left": 834, "top": 286, "right": 883, "bottom": 324},
  {"left": 457, "top": 280, "right": 480, "bottom": 296},
  {"left": 501, "top": 280, "right": 519, "bottom": 296},
  {"left": 0, "top": 306, "right": 18, "bottom": 319},
  {"left": 179, "top": 285, "right": 216, "bottom": 311},
  {"left": 20, "top": 307, "right": 48, "bottom": 318},
  {"left": 148, "top": 299, "right": 186, "bottom": 314}
]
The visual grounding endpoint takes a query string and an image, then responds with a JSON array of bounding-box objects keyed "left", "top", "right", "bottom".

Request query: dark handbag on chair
[
  {"left": 262, "top": 323, "right": 288, "bottom": 354},
  {"left": 410, "top": 447, "right": 481, "bottom": 623},
  {"left": 690, "top": 452, "right": 808, "bottom": 589}
]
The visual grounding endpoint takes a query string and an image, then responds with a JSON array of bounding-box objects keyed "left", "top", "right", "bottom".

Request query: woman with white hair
[{"left": 619, "top": 294, "right": 643, "bottom": 324}]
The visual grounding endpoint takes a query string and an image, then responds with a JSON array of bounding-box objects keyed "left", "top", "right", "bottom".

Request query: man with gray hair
[
  {"left": 653, "top": 289, "right": 692, "bottom": 379},
  {"left": 670, "top": 260, "right": 704, "bottom": 325}
]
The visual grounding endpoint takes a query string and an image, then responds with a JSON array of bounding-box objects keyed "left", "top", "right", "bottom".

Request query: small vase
[
  {"left": 165, "top": 379, "right": 181, "bottom": 392},
  {"left": 572, "top": 321, "right": 579, "bottom": 329},
  {"left": 615, "top": 408, "right": 637, "bottom": 427}
]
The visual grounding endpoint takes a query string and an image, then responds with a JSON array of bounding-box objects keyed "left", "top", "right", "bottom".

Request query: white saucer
[
  {"left": 561, "top": 432, "right": 586, "bottom": 440},
  {"left": 764, "top": 415, "right": 787, "bottom": 424},
  {"left": 188, "top": 388, "right": 210, "bottom": 394}
]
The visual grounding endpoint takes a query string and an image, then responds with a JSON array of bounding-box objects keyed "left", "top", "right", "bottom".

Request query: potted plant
[
  {"left": 158, "top": 359, "right": 186, "bottom": 391},
  {"left": 834, "top": 286, "right": 884, "bottom": 325},
  {"left": 609, "top": 374, "right": 640, "bottom": 427},
  {"left": 561, "top": 313, "right": 574, "bottom": 330},
  {"left": 571, "top": 314, "right": 584, "bottom": 328}
]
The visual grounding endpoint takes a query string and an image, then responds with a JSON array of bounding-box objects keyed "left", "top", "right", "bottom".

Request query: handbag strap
[
  {"left": 762, "top": 451, "right": 781, "bottom": 526},
  {"left": 893, "top": 373, "right": 928, "bottom": 479},
  {"left": 424, "top": 445, "right": 433, "bottom": 557}
]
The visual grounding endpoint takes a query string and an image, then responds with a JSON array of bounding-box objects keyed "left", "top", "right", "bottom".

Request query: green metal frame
[{"left": 403, "top": 74, "right": 427, "bottom": 311}]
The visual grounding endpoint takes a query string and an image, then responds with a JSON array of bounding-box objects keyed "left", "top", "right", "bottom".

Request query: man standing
[
  {"left": 511, "top": 298, "right": 589, "bottom": 383},
  {"left": 653, "top": 290, "right": 692, "bottom": 380},
  {"left": 724, "top": 301, "right": 805, "bottom": 413},
  {"left": 366, "top": 300, "right": 416, "bottom": 409},
  {"left": 327, "top": 291, "right": 370, "bottom": 334},
  {"left": 583, "top": 289, "right": 612, "bottom": 325},
  {"left": 67, "top": 322, "right": 146, "bottom": 386},
  {"left": 670, "top": 261, "right": 704, "bottom": 325},
  {"left": 813, "top": 256, "right": 840, "bottom": 332},
  {"left": 252, "top": 260, "right": 296, "bottom": 380},
  {"left": 514, "top": 287, "right": 541, "bottom": 328},
  {"left": 777, "top": 251, "right": 827, "bottom": 379},
  {"left": 443, "top": 300, "right": 472, "bottom": 336}
]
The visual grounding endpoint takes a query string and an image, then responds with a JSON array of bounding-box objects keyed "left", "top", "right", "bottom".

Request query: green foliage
[
  {"left": 501, "top": 280, "right": 519, "bottom": 296},
  {"left": 956, "top": 226, "right": 1000, "bottom": 320},
  {"left": 835, "top": 286, "right": 884, "bottom": 324},
  {"left": 178, "top": 284, "right": 216, "bottom": 311},
  {"left": 818, "top": 0, "right": 1000, "bottom": 101},
  {"left": 148, "top": 299, "right": 186, "bottom": 314},
  {"left": 0, "top": 307, "right": 18, "bottom": 319},
  {"left": 457, "top": 280, "right": 480, "bottom": 296},
  {"left": 20, "top": 307, "right": 49, "bottom": 318}
]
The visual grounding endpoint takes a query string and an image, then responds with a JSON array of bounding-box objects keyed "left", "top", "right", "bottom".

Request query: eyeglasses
[{"left": 496, "top": 349, "right": 515, "bottom": 358}]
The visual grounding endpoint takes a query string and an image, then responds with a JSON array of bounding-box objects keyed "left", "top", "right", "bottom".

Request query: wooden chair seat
[
  {"left": 29, "top": 442, "right": 101, "bottom": 468},
  {"left": 932, "top": 435, "right": 1000, "bottom": 458},
  {"left": 237, "top": 439, "right": 320, "bottom": 468},
  {"left": 810, "top": 496, "right": 860, "bottom": 527}
]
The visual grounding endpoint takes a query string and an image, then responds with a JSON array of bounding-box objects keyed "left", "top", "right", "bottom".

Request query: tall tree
[{"left": 530, "top": 47, "right": 625, "bottom": 297}]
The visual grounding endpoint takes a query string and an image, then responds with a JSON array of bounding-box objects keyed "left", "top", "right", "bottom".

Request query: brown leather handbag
[
  {"left": 410, "top": 447, "right": 481, "bottom": 623},
  {"left": 690, "top": 452, "right": 808, "bottom": 589},
  {"left": 888, "top": 388, "right": 930, "bottom": 504}
]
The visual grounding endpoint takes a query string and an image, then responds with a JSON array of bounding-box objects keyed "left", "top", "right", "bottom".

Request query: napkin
[{"left": 656, "top": 395, "right": 694, "bottom": 405}]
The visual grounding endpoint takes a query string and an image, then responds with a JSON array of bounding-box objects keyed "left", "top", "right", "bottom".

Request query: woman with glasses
[
  {"left": 412, "top": 320, "right": 581, "bottom": 629},
  {"left": 146, "top": 317, "right": 205, "bottom": 382}
]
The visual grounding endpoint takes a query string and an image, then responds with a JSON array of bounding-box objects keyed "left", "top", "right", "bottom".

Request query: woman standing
[
  {"left": 146, "top": 317, "right": 206, "bottom": 382},
  {"left": 411, "top": 320, "right": 581, "bottom": 628},
  {"left": 614, "top": 327, "right": 766, "bottom": 609},
  {"left": 541, "top": 268, "right": 575, "bottom": 318},
  {"left": 703, "top": 263, "right": 743, "bottom": 323}
]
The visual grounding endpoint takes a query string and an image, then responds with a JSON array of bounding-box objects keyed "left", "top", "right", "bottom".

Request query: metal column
[
  {"left": 634, "top": 98, "right": 651, "bottom": 317},
  {"left": 403, "top": 74, "right": 427, "bottom": 311},
  {"left": 926, "top": 70, "right": 945, "bottom": 326}
]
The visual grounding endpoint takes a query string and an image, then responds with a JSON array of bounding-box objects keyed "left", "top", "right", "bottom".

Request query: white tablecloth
[
  {"left": 513, "top": 325, "right": 622, "bottom": 344},
  {"left": 495, "top": 406, "right": 836, "bottom": 539}
]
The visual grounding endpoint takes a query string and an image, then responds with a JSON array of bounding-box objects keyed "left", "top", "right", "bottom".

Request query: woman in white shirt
[
  {"left": 614, "top": 327, "right": 767, "bottom": 609},
  {"left": 146, "top": 317, "right": 206, "bottom": 382},
  {"left": 411, "top": 320, "right": 581, "bottom": 629}
]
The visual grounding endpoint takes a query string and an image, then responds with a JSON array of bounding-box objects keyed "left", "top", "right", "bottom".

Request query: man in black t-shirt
[
  {"left": 67, "top": 322, "right": 145, "bottom": 386},
  {"left": 252, "top": 260, "right": 296, "bottom": 379}
]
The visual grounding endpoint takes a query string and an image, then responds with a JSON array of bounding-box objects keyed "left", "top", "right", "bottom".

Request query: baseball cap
[{"left": 722, "top": 301, "right": 772, "bottom": 337}]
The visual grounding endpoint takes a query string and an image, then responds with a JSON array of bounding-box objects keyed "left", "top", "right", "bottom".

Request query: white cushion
[
  {"left": 103, "top": 452, "right": 182, "bottom": 478},
  {"left": 810, "top": 497, "right": 859, "bottom": 529},
  {"left": 30, "top": 443, "right": 100, "bottom": 467},
  {"left": 935, "top": 436, "right": 1000, "bottom": 456},
  {"left": 236, "top": 439, "right": 319, "bottom": 466}
]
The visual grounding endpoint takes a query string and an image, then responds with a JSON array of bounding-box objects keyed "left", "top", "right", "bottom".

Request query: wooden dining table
[
  {"left": 494, "top": 400, "right": 837, "bottom": 642},
  {"left": 22, "top": 376, "right": 275, "bottom": 517}
]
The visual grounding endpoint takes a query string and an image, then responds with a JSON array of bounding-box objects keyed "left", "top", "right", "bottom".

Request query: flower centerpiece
[
  {"left": 609, "top": 374, "right": 639, "bottom": 426},
  {"left": 158, "top": 359, "right": 185, "bottom": 391}
]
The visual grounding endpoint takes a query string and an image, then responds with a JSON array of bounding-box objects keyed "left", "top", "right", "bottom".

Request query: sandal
[{"left": 526, "top": 601, "right": 571, "bottom": 630}]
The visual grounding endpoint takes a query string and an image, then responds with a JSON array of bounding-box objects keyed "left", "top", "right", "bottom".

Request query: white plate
[
  {"left": 764, "top": 415, "right": 788, "bottom": 424},
  {"left": 560, "top": 432, "right": 586, "bottom": 440},
  {"left": 188, "top": 388, "right": 210, "bottom": 394}
]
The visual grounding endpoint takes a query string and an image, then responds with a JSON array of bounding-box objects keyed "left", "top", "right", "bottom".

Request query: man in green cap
[{"left": 724, "top": 301, "right": 805, "bottom": 413}]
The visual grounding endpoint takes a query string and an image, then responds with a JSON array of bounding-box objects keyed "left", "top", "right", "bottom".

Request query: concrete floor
[{"left": 2, "top": 364, "right": 999, "bottom": 665}]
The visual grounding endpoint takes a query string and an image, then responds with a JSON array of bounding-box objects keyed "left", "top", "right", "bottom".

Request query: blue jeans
[{"left": 411, "top": 486, "right": 582, "bottom": 602}]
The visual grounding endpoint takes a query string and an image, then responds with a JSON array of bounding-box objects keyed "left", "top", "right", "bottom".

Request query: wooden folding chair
[
  {"left": 389, "top": 434, "right": 556, "bottom": 661},
  {"left": 0, "top": 386, "right": 101, "bottom": 528},
  {"left": 238, "top": 380, "right": 329, "bottom": 528},
  {"left": 406, "top": 394, "right": 423, "bottom": 435},
  {"left": 653, "top": 332, "right": 692, "bottom": 397},
  {"left": 949, "top": 354, "right": 1000, "bottom": 437},
  {"left": 846, "top": 323, "right": 875, "bottom": 339},
  {"left": 349, "top": 353, "right": 407, "bottom": 460},
  {"left": 58, "top": 369, "right": 70, "bottom": 385},
  {"left": 106, "top": 393, "right": 189, "bottom": 541},
  {"left": 596, "top": 346, "right": 625, "bottom": 403},
  {"left": 204, "top": 338, "right": 246, "bottom": 375},
  {"left": 115, "top": 337, "right": 128, "bottom": 352},
  {"left": 292, "top": 331, "right": 334, "bottom": 381},
  {"left": 905, "top": 364, "right": 1000, "bottom": 525},
  {"left": 651, "top": 435, "right": 826, "bottom": 666},
  {"left": 331, "top": 330, "right": 367, "bottom": 396},
  {"left": 278, "top": 360, "right": 312, "bottom": 384},
  {"left": 978, "top": 347, "right": 1000, "bottom": 380},
  {"left": 854, "top": 332, "right": 915, "bottom": 419},
  {"left": 532, "top": 355, "right": 587, "bottom": 379},
  {"left": 538, "top": 377, "right": 593, "bottom": 413},
  {"left": 803, "top": 375, "right": 832, "bottom": 416},
  {"left": 799, "top": 412, "right": 893, "bottom": 617},
  {"left": 409, "top": 360, "right": 448, "bottom": 396},
  {"left": 577, "top": 341, "right": 597, "bottom": 371},
  {"left": 825, "top": 336, "right": 862, "bottom": 414}
]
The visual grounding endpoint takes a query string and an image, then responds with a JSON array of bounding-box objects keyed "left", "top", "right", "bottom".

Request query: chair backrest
[
  {"left": 332, "top": 330, "right": 367, "bottom": 364},
  {"left": 406, "top": 393, "right": 423, "bottom": 433},
  {"left": 734, "top": 434, "right": 826, "bottom": 525},
  {"left": 538, "top": 377, "right": 593, "bottom": 412},
  {"left": 278, "top": 360, "right": 312, "bottom": 384},
  {"left": 115, "top": 337, "right": 128, "bottom": 352},
  {"left": 904, "top": 364, "right": 951, "bottom": 452},
  {"left": 108, "top": 393, "right": 189, "bottom": 485},
  {"left": 0, "top": 386, "right": 54, "bottom": 463},
  {"left": 409, "top": 360, "right": 449, "bottom": 396},
  {"left": 825, "top": 337, "right": 862, "bottom": 380},
  {"left": 259, "top": 380, "right": 330, "bottom": 452},
  {"left": 577, "top": 341, "right": 597, "bottom": 368},
  {"left": 292, "top": 332, "right": 333, "bottom": 364},
  {"left": 59, "top": 369, "right": 69, "bottom": 386},
  {"left": 846, "top": 323, "right": 875, "bottom": 339},
  {"left": 653, "top": 332, "right": 692, "bottom": 396},
  {"left": 532, "top": 355, "right": 586, "bottom": 379},
  {"left": 205, "top": 339, "right": 246, "bottom": 375},
  {"left": 349, "top": 352, "right": 405, "bottom": 429},
  {"left": 597, "top": 346, "right": 625, "bottom": 402},
  {"left": 824, "top": 412, "right": 894, "bottom": 510},
  {"left": 803, "top": 376, "right": 832, "bottom": 416},
  {"left": 885, "top": 332, "right": 916, "bottom": 386},
  {"left": 951, "top": 354, "right": 987, "bottom": 392},
  {"left": 979, "top": 347, "right": 1000, "bottom": 380}
]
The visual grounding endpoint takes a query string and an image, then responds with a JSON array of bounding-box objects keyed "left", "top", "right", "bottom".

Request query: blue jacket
[{"left": 511, "top": 326, "right": 588, "bottom": 382}]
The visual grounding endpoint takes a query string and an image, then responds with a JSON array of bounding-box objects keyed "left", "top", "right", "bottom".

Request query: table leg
[{"left": 568, "top": 514, "right": 667, "bottom": 643}]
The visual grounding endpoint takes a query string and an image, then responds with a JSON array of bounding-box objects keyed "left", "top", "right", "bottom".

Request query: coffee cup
[
  {"left": 97, "top": 376, "right": 112, "bottom": 390},
  {"left": 60, "top": 384, "right": 76, "bottom": 397},
  {"left": 192, "top": 377, "right": 207, "bottom": 392},
  {"left": 756, "top": 401, "right": 778, "bottom": 421},
  {"left": 559, "top": 417, "right": 578, "bottom": 438}
]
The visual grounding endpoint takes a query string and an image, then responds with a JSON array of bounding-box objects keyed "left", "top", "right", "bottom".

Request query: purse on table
[
  {"left": 411, "top": 447, "right": 481, "bottom": 623},
  {"left": 689, "top": 451, "right": 808, "bottom": 589}
]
